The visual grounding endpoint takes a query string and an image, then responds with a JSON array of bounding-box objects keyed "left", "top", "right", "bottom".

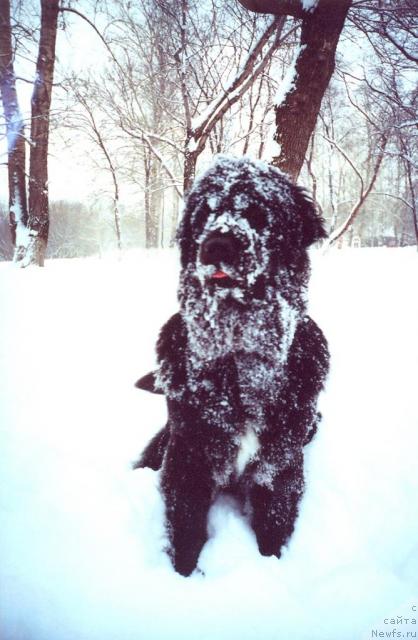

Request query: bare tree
[
  {"left": 238, "top": 0, "right": 352, "bottom": 180},
  {"left": 179, "top": 9, "right": 287, "bottom": 190},
  {"left": 46, "top": 0, "right": 416, "bottom": 252},
  {"left": 323, "top": 132, "right": 388, "bottom": 247},
  {"left": 0, "top": 0, "right": 28, "bottom": 252},
  {"left": 65, "top": 77, "right": 123, "bottom": 253},
  {"left": 27, "top": 0, "right": 59, "bottom": 266},
  {"left": 63, "top": 0, "right": 294, "bottom": 245},
  {"left": 113, "top": 0, "right": 288, "bottom": 191},
  {"left": 0, "top": 0, "right": 59, "bottom": 266}
]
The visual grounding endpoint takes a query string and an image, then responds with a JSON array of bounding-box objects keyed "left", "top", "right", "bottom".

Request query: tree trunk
[
  {"left": 238, "top": 0, "right": 352, "bottom": 180},
  {"left": 112, "top": 187, "right": 122, "bottom": 254},
  {"left": 144, "top": 153, "right": 161, "bottom": 248},
  {"left": 0, "top": 0, "right": 28, "bottom": 251},
  {"left": 183, "top": 147, "right": 198, "bottom": 193},
  {"left": 273, "top": 0, "right": 352, "bottom": 180},
  {"left": 25, "top": 0, "right": 59, "bottom": 266},
  {"left": 144, "top": 155, "right": 152, "bottom": 248},
  {"left": 404, "top": 156, "right": 418, "bottom": 249}
]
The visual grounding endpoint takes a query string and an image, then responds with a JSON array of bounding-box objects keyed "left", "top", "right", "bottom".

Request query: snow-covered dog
[{"left": 134, "top": 156, "right": 329, "bottom": 576}]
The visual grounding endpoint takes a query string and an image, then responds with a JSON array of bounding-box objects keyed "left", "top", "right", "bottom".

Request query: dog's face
[
  {"left": 178, "top": 156, "right": 326, "bottom": 306},
  {"left": 175, "top": 156, "right": 327, "bottom": 373}
]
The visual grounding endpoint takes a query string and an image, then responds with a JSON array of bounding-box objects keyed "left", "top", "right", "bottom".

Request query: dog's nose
[{"left": 200, "top": 234, "right": 237, "bottom": 266}]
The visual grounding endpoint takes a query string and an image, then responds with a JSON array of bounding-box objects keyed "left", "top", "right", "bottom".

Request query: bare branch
[
  {"left": 322, "top": 134, "right": 365, "bottom": 192},
  {"left": 192, "top": 17, "right": 286, "bottom": 150},
  {"left": 58, "top": 6, "right": 122, "bottom": 70},
  {"left": 326, "top": 135, "right": 388, "bottom": 247},
  {"left": 141, "top": 132, "right": 183, "bottom": 199}
]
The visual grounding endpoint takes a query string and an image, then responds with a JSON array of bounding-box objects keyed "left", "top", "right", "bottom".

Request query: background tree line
[{"left": 0, "top": 0, "right": 416, "bottom": 263}]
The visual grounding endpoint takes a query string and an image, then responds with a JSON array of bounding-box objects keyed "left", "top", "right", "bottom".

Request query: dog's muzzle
[
  {"left": 196, "top": 214, "right": 268, "bottom": 296},
  {"left": 200, "top": 231, "right": 241, "bottom": 267},
  {"left": 199, "top": 231, "right": 243, "bottom": 287}
]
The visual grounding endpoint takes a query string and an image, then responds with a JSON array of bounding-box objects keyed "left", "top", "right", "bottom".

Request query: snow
[
  {"left": 263, "top": 134, "right": 282, "bottom": 162},
  {"left": 235, "top": 423, "right": 260, "bottom": 476},
  {"left": 5, "top": 105, "right": 25, "bottom": 159},
  {"left": 274, "top": 44, "right": 306, "bottom": 108},
  {"left": 301, "top": 0, "right": 319, "bottom": 12},
  {"left": 186, "top": 136, "right": 198, "bottom": 153},
  {"left": 1, "top": 247, "right": 418, "bottom": 640}
]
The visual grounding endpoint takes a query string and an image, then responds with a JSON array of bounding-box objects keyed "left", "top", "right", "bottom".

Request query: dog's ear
[
  {"left": 176, "top": 205, "right": 193, "bottom": 268},
  {"left": 292, "top": 185, "right": 327, "bottom": 247}
]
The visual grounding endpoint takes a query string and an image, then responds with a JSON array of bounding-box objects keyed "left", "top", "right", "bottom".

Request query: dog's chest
[
  {"left": 232, "top": 355, "right": 280, "bottom": 476},
  {"left": 235, "top": 353, "right": 280, "bottom": 413},
  {"left": 235, "top": 421, "right": 261, "bottom": 475}
]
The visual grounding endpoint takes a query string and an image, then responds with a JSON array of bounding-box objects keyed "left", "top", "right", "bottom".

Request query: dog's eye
[{"left": 241, "top": 208, "right": 266, "bottom": 231}]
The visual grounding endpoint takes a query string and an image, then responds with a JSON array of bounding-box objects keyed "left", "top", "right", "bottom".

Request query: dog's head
[{"left": 177, "top": 155, "right": 326, "bottom": 304}]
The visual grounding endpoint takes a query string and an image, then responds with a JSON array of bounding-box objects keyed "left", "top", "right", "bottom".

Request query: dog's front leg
[
  {"left": 161, "top": 428, "right": 216, "bottom": 577},
  {"left": 249, "top": 446, "right": 305, "bottom": 558},
  {"left": 160, "top": 360, "right": 240, "bottom": 576}
]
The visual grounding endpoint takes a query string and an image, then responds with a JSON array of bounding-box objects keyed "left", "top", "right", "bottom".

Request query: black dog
[{"left": 134, "top": 156, "right": 329, "bottom": 577}]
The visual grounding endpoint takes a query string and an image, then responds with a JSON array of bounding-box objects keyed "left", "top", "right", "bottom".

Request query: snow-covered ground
[{"left": 0, "top": 248, "right": 417, "bottom": 640}]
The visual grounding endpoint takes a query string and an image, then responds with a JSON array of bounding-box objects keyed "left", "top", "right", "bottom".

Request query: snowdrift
[{"left": 0, "top": 248, "right": 417, "bottom": 640}]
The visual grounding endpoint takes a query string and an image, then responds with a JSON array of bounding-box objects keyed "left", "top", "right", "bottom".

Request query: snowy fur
[
  {"left": 135, "top": 155, "right": 330, "bottom": 576},
  {"left": 235, "top": 423, "right": 260, "bottom": 475}
]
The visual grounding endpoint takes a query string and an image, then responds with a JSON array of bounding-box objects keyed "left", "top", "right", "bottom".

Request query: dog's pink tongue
[{"left": 212, "top": 270, "right": 229, "bottom": 279}]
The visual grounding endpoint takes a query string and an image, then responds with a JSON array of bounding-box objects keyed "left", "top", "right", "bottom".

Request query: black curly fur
[{"left": 134, "top": 156, "right": 329, "bottom": 576}]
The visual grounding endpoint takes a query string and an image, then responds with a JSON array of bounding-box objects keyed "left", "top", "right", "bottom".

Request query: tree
[
  {"left": 0, "top": 0, "right": 28, "bottom": 255},
  {"left": 0, "top": 0, "right": 59, "bottom": 266},
  {"left": 323, "top": 132, "right": 388, "bottom": 247},
  {"left": 31, "top": 0, "right": 415, "bottom": 253},
  {"left": 238, "top": 0, "right": 417, "bottom": 248},
  {"left": 63, "top": 0, "right": 295, "bottom": 246},
  {"left": 238, "top": 0, "right": 352, "bottom": 180},
  {"left": 65, "top": 76, "right": 123, "bottom": 253},
  {"left": 178, "top": 8, "right": 287, "bottom": 190}
]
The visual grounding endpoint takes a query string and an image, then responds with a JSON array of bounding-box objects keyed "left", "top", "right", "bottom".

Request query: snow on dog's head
[
  {"left": 176, "top": 155, "right": 326, "bottom": 370},
  {"left": 178, "top": 155, "right": 326, "bottom": 298}
]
